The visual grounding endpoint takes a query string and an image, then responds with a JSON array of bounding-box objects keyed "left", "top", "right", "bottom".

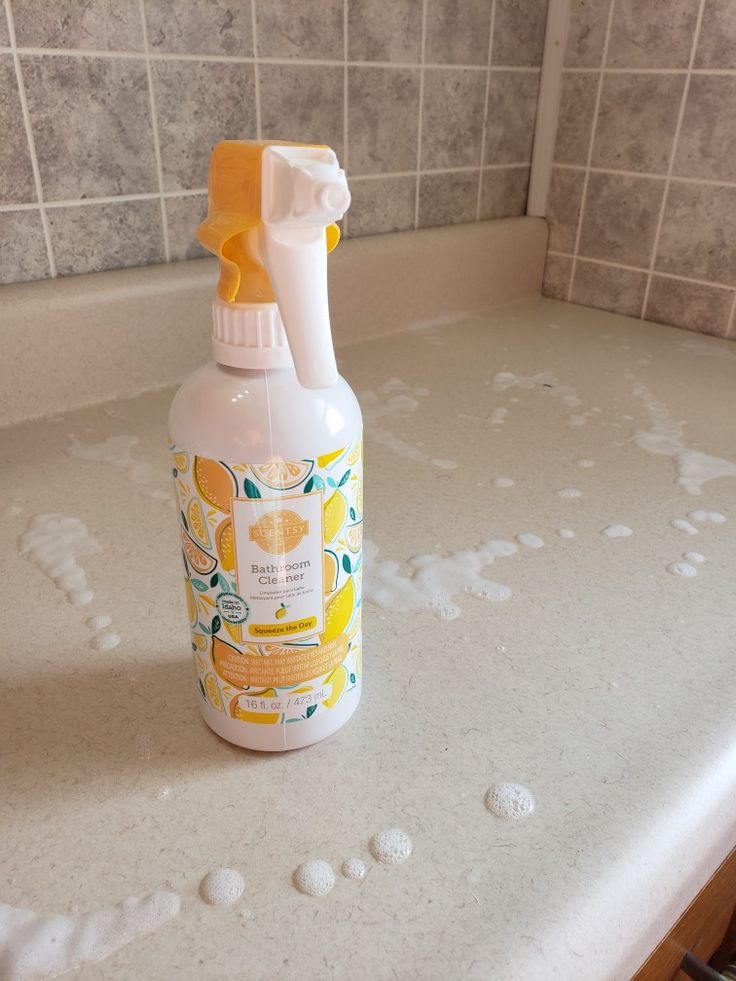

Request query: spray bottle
[{"left": 169, "top": 141, "right": 362, "bottom": 751}]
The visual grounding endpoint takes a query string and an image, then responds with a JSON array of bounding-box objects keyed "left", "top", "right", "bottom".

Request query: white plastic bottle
[{"left": 169, "top": 141, "right": 363, "bottom": 751}]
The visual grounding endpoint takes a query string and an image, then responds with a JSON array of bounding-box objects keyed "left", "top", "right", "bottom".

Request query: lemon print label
[{"left": 171, "top": 438, "right": 362, "bottom": 727}]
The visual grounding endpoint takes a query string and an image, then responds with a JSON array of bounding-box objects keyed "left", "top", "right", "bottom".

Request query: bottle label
[{"left": 171, "top": 439, "right": 362, "bottom": 726}]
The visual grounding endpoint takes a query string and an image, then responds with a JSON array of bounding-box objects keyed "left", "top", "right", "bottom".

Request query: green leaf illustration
[
  {"left": 306, "top": 704, "right": 317, "bottom": 718},
  {"left": 338, "top": 469, "right": 351, "bottom": 486},
  {"left": 211, "top": 615, "right": 221, "bottom": 634},
  {"left": 243, "top": 478, "right": 261, "bottom": 499},
  {"left": 342, "top": 554, "right": 352, "bottom": 574},
  {"left": 191, "top": 579, "right": 208, "bottom": 592}
]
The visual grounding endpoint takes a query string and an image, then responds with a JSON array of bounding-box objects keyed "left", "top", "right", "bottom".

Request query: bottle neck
[{"left": 211, "top": 299, "right": 293, "bottom": 371}]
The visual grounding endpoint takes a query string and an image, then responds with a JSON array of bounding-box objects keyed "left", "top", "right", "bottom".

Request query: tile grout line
[
  {"left": 548, "top": 249, "right": 736, "bottom": 292},
  {"left": 553, "top": 161, "right": 736, "bottom": 190},
  {"left": 726, "top": 290, "right": 736, "bottom": 339},
  {"left": 138, "top": 0, "right": 170, "bottom": 262},
  {"left": 251, "top": 0, "right": 262, "bottom": 139},
  {"left": 639, "top": 0, "right": 706, "bottom": 320},
  {"left": 413, "top": 0, "right": 428, "bottom": 229},
  {"left": 475, "top": 0, "right": 497, "bottom": 221},
  {"left": 342, "top": 0, "right": 348, "bottom": 236},
  {"left": 566, "top": 0, "right": 616, "bottom": 303},
  {"left": 5, "top": 0, "right": 56, "bottom": 277}
]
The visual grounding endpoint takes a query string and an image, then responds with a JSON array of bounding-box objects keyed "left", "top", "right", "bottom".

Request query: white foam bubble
[
  {"left": 517, "top": 533, "right": 544, "bottom": 549},
  {"left": 369, "top": 830, "right": 412, "bottom": 865},
  {"left": 361, "top": 380, "right": 456, "bottom": 471},
  {"left": 0, "top": 891, "right": 180, "bottom": 980},
  {"left": 90, "top": 632, "right": 121, "bottom": 651},
  {"left": 490, "top": 407, "right": 507, "bottom": 425},
  {"left": 199, "top": 868, "right": 245, "bottom": 907},
  {"left": 557, "top": 529, "right": 575, "bottom": 539},
  {"left": 628, "top": 375, "right": 736, "bottom": 495},
  {"left": 364, "top": 538, "right": 516, "bottom": 619},
  {"left": 688, "top": 510, "right": 726, "bottom": 524},
  {"left": 19, "top": 514, "right": 102, "bottom": 606},
  {"left": 341, "top": 858, "right": 366, "bottom": 881},
  {"left": 576, "top": 459, "right": 595, "bottom": 468},
  {"left": 558, "top": 487, "right": 583, "bottom": 498},
  {"left": 601, "top": 525, "right": 633, "bottom": 538},
  {"left": 670, "top": 519, "right": 698, "bottom": 535},
  {"left": 87, "top": 614, "right": 112, "bottom": 630},
  {"left": 493, "top": 477, "right": 514, "bottom": 488},
  {"left": 683, "top": 551, "right": 705, "bottom": 563},
  {"left": 484, "top": 783, "right": 535, "bottom": 820},
  {"left": 293, "top": 860, "right": 335, "bottom": 897},
  {"left": 667, "top": 562, "right": 697, "bottom": 577}
]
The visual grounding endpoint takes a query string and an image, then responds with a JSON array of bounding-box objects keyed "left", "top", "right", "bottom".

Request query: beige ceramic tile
[
  {"left": 348, "top": 67, "right": 420, "bottom": 174},
  {"left": 542, "top": 252, "right": 573, "bottom": 300},
  {"left": 593, "top": 73, "right": 684, "bottom": 174},
  {"left": 606, "top": 0, "right": 699, "bottom": 68},
  {"left": 571, "top": 258, "right": 647, "bottom": 317},
  {"left": 22, "top": 55, "right": 158, "bottom": 200},
  {"left": 421, "top": 69, "right": 486, "bottom": 169},
  {"left": 260, "top": 64, "right": 344, "bottom": 158},
  {"left": 546, "top": 167, "right": 584, "bottom": 253},
  {"left": 655, "top": 181, "right": 736, "bottom": 284},
  {"left": 578, "top": 172, "right": 664, "bottom": 267},
  {"left": 565, "top": 0, "right": 610, "bottom": 68},
  {"left": 479, "top": 166, "right": 530, "bottom": 220},
  {"left": 347, "top": 177, "right": 417, "bottom": 236},
  {"left": 255, "top": 0, "right": 343, "bottom": 60},
  {"left": 694, "top": 0, "right": 736, "bottom": 69},
  {"left": 492, "top": 0, "right": 547, "bottom": 67},
  {"left": 673, "top": 75, "right": 736, "bottom": 183},
  {"left": 48, "top": 200, "right": 165, "bottom": 276},
  {"left": 554, "top": 72, "right": 597, "bottom": 166},
  {"left": 0, "top": 210, "right": 50, "bottom": 284},
  {"left": 417, "top": 171, "right": 478, "bottom": 228},
  {"left": 485, "top": 71, "right": 540, "bottom": 164},
  {"left": 0, "top": 56, "right": 36, "bottom": 205},
  {"left": 165, "top": 195, "right": 208, "bottom": 262},
  {"left": 153, "top": 60, "right": 256, "bottom": 191},
  {"left": 424, "top": 0, "right": 492, "bottom": 66},
  {"left": 145, "top": 0, "right": 253, "bottom": 56},
  {"left": 347, "top": 0, "right": 423, "bottom": 63},
  {"left": 12, "top": 0, "right": 143, "bottom": 50},
  {"left": 646, "top": 275, "right": 734, "bottom": 337}
]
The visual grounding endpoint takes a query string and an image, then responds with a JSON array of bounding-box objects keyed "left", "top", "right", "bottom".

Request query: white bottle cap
[{"left": 211, "top": 298, "right": 293, "bottom": 370}]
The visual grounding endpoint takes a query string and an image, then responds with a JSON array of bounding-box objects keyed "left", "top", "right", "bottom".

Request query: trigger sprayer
[{"left": 169, "top": 140, "right": 364, "bottom": 752}]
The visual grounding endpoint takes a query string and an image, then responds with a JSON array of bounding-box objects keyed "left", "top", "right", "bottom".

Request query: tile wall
[
  {"left": 544, "top": 0, "right": 736, "bottom": 338},
  {"left": 0, "top": 0, "right": 546, "bottom": 284}
]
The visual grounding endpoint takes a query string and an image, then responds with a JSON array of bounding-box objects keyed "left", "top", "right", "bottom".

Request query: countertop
[{"left": 2, "top": 295, "right": 735, "bottom": 980}]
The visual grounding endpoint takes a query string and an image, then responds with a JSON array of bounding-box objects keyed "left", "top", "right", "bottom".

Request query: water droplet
[
  {"left": 369, "top": 829, "right": 412, "bottom": 865},
  {"left": 199, "top": 868, "right": 245, "bottom": 906},
  {"left": 293, "top": 860, "right": 335, "bottom": 897},
  {"left": 341, "top": 858, "right": 366, "bottom": 880},
  {"left": 484, "top": 783, "right": 535, "bottom": 820}
]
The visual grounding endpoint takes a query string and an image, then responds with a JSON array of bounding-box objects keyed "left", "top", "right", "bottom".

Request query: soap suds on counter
[
  {"left": 364, "top": 538, "right": 516, "bottom": 619},
  {"left": 199, "top": 869, "right": 245, "bottom": 907},
  {"left": 557, "top": 529, "right": 575, "bottom": 539},
  {"left": 360, "top": 380, "right": 457, "bottom": 471},
  {"left": 601, "top": 525, "right": 633, "bottom": 538},
  {"left": 293, "top": 860, "right": 335, "bottom": 897},
  {"left": 688, "top": 510, "right": 726, "bottom": 524},
  {"left": 341, "top": 858, "right": 366, "bottom": 881},
  {"left": 87, "top": 614, "right": 112, "bottom": 630},
  {"left": 667, "top": 562, "right": 697, "bottom": 578},
  {"left": 484, "top": 783, "right": 535, "bottom": 820},
  {"left": 19, "top": 514, "right": 102, "bottom": 606},
  {"left": 683, "top": 552, "right": 705, "bottom": 563},
  {"left": 576, "top": 459, "right": 595, "bottom": 468},
  {"left": 489, "top": 407, "right": 507, "bottom": 425},
  {"left": 90, "top": 632, "right": 121, "bottom": 651},
  {"left": 558, "top": 487, "right": 583, "bottom": 498},
  {"left": 628, "top": 375, "right": 736, "bottom": 495},
  {"left": 66, "top": 435, "right": 171, "bottom": 502},
  {"left": 493, "top": 371, "right": 581, "bottom": 407},
  {"left": 517, "top": 533, "right": 544, "bottom": 549},
  {"left": 0, "top": 891, "right": 180, "bottom": 981},
  {"left": 568, "top": 415, "right": 586, "bottom": 427},
  {"left": 493, "top": 477, "right": 514, "bottom": 488},
  {"left": 3, "top": 504, "right": 23, "bottom": 519},
  {"left": 670, "top": 519, "right": 698, "bottom": 535},
  {"left": 677, "top": 337, "right": 736, "bottom": 361},
  {"left": 369, "top": 830, "right": 412, "bottom": 865}
]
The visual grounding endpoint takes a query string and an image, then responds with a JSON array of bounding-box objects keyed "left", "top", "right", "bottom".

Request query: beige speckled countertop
[{"left": 2, "top": 295, "right": 735, "bottom": 980}]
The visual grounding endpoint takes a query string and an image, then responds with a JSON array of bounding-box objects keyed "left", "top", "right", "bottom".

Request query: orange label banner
[{"left": 212, "top": 634, "right": 348, "bottom": 688}]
